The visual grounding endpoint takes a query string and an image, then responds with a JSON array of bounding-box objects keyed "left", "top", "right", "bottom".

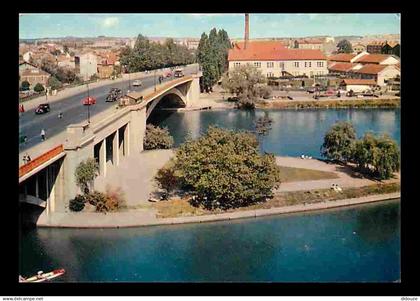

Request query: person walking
[
  {"left": 58, "top": 112, "right": 63, "bottom": 119},
  {"left": 40, "top": 129, "right": 46, "bottom": 141}
]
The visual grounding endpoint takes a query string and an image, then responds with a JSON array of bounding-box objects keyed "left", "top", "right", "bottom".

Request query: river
[{"left": 20, "top": 108, "right": 401, "bottom": 282}]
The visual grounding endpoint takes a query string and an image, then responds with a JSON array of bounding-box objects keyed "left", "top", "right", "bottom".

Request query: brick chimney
[{"left": 244, "top": 14, "right": 249, "bottom": 49}]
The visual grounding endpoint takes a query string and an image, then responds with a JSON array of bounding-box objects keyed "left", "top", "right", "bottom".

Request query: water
[
  {"left": 157, "top": 108, "right": 400, "bottom": 158},
  {"left": 19, "top": 200, "right": 400, "bottom": 282}
]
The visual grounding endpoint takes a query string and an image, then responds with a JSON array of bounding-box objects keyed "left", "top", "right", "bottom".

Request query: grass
[
  {"left": 152, "top": 182, "right": 400, "bottom": 218},
  {"left": 278, "top": 165, "right": 339, "bottom": 183},
  {"left": 258, "top": 98, "right": 400, "bottom": 109}
]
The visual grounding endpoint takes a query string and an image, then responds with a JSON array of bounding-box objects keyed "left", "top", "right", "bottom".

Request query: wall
[{"left": 377, "top": 68, "right": 400, "bottom": 86}]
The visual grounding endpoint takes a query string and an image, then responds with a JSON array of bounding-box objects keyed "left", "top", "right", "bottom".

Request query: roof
[
  {"left": 297, "top": 39, "right": 323, "bottom": 44},
  {"left": 20, "top": 68, "right": 51, "bottom": 77},
  {"left": 341, "top": 79, "right": 377, "bottom": 86},
  {"left": 328, "top": 62, "right": 357, "bottom": 72},
  {"left": 228, "top": 41, "right": 326, "bottom": 61},
  {"left": 19, "top": 61, "right": 38, "bottom": 68},
  {"left": 328, "top": 53, "right": 357, "bottom": 63},
  {"left": 353, "top": 64, "right": 391, "bottom": 75},
  {"left": 367, "top": 41, "right": 386, "bottom": 46},
  {"left": 353, "top": 53, "right": 397, "bottom": 64}
]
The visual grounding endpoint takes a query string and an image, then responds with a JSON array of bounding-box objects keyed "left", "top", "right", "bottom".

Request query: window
[
  {"left": 234, "top": 62, "right": 241, "bottom": 68},
  {"left": 267, "top": 72, "right": 274, "bottom": 78},
  {"left": 294, "top": 62, "right": 299, "bottom": 68},
  {"left": 304, "top": 62, "right": 307, "bottom": 68},
  {"left": 267, "top": 62, "right": 274, "bottom": 68},
  {"left": 317, "top": 61, "right": 324, "bottom": 67},
  {"left": 254, "top": 62, "right": 261, "bottom": 68},
  {"left": 309, "top": 62, "right": 311, "bottom": 68},
  {"left": 279, "top": 62, "right": 285, "bottom": 70}
]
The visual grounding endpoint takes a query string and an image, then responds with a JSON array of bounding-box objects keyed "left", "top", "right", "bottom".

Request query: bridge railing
[
  {"left": 19, "top": 145, "right": 64, "bottom": 178},
  {"left": 143, "top": 75, "right": 194, "bottom": 102}
]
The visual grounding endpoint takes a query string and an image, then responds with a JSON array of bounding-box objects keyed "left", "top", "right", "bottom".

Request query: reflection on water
[
  {"left": 20, "top": 200, "right": 400, "bottom": 282},
  {"left": 158, "top": 108, "right": 400, "bottom": 158}
]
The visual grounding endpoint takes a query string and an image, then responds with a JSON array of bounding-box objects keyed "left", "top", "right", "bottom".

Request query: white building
[
  {"left": 75, "top": 53, "right": 98, "bottom": 81},
  {"left": 228, "top": 41, "right": 328, "bottom": 78}
]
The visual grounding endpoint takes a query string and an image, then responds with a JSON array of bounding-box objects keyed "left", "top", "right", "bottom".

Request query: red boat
[
  {"left": 20, "top": 268, "right": 66, "bottom": 283},
  {"left": 82, "top": 96, "right": 96, "bottom": 105}
]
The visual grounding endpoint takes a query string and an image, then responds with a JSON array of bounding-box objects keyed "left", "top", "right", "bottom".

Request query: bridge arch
[{"left": 146, "top": 87, "right": 187, "bottom": 120}]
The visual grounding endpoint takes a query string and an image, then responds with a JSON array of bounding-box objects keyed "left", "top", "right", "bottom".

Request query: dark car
[
  {"left": 106, "top": 88, "right": 123, "bottom": 102},
  {"left": 35, "top": 103, "right": 50, "bottom": 114}
]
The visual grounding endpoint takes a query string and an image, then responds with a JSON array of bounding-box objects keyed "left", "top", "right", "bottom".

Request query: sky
[{"left": 19, "top": 13, "right": 400, "bottom": 39}]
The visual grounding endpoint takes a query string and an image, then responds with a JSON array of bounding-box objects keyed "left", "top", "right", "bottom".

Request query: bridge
[{"left": 19, "top": 72, "right": 202, "bottom": 217}]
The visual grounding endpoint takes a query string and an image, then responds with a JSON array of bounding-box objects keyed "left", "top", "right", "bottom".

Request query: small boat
[{"left": 20, "top": 269, "right": 65, "bottom": 283}]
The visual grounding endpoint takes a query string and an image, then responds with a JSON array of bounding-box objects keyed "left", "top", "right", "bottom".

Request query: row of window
[
  {"left": 234, "top": 61, "right": 325, "bottom": 68},
  {"left": 266, "top": 70, "right": 327, "bottom": 77}
]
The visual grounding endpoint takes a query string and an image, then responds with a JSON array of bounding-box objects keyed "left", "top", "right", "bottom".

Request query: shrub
[
  {"left": 155, "top": 163, "right": 180, "bottom": 198},
  {"left": 143, "top": 124, "right": 174, "bottom": 150},
  {"left": 20, "top": 81, "right": 30, "bottom": 91},
  {"left": 33, "top": 83, "right": 45, "bottom": 93},
  {"left": 48, "top": 76, "right": 63, "bottom": 90},
  {"left": 84, "top": 188, "right": 126, "bottom": 212},
  {"left": 321, "top": 121, "right": 356, "bottom": 162},
  {"left": 169, "top": 126, "right": 281, "bottom": 210},
  {"left": 69, "top": 194, "right": 86, "bottom": 212},
  {"left": 75, "top": 158, "right": 99, "bottom": 194}
]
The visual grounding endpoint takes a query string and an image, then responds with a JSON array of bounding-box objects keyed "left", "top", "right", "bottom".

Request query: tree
[
  {"left": 321, "top": 121, "right": 356, "bottom": 162},
  {"left": 63, "top": 45, "right": 69, "bottom": 54},
  {"left": 337, "top": 39, "right": 353, "bottom": 54},
  {"left": 221, "top": 64, "right": 267, "bottom": 109},
  {"left": 255, "top": 115, "right": 273, "bottom": 152},
  {"left": 20, "top": 80, "right": 30, "bottom": 91},
  {"left": 48, "top": 76, "right": 62, "bottom": 90},
  {"left": 352, "top": 133, "right": 400, "bottom": 179},
  {"left": 158, "top": 126, "right": 281, "bottom": 210},
  {"left": 143, "top": 124, "right": 174, "bottom": 150},
  {"left": 75, "top": 158, "right": 99, "bottom": 194},
  {"left": 33, "top": 83, "right": 45, "bottom": 93}
]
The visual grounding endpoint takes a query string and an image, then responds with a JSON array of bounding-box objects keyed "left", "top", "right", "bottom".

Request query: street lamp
[
  {"left": 87, "top": 83, "right": 90, "bottom": 123},
  {"left": 154, "top": 69, "right": 157, "bottom": 92}
]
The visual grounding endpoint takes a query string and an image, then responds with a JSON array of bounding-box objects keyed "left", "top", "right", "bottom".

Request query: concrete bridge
[{"left": 19, "top": 72, "right": 202, "bottom": 217}]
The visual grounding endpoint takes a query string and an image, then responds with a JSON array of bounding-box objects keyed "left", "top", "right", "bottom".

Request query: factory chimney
[{"left": 244, "top": 13, "right": 249, "bottom": 49}]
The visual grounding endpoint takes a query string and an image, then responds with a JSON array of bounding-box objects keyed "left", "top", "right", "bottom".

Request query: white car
[{"left": 132, "top": 80, "right": 142, "bottom": 87}]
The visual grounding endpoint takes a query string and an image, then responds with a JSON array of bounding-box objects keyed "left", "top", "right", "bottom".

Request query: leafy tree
[
  {"left": 352, "top": 133, "right": 399, "bottom": 179},
  {"left": 321, "top": 121, "right": 356, "bottom": 162},
  {"left": 255, "top": 115, "right": 273, "bottom": 152},
  {"left": 33, "top": 83, "right": 45, "bottom": 93},
  {"left": 143, "top": 124, "right": 174, "bottom": 150},
  {"left": 337, "top": 39, "right": 353, "bottom": 54},
  {"left": 221, "top": 64, "right": 267, "bottom": 109},
  {"left": 20, "top": 80, "right": 30, "bottom": 91},
  {"left": 48, "top": 76, "right": 62, "bottom": 90},
  {"left": 75, "top": 158, "right": 99, "bottom": 194},
  {"left": 154, "top": 164, "right": 179, "bottom": 199},
  {"left": 158, "top": 126, "right": 281, "bottom": 210}
]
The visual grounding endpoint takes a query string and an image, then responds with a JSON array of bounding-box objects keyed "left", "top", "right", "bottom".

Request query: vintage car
[
  {"left": 82, "top": 96, "right": 96, "bottom": 105},
  {"left": 35, "top": 103, "right": 50, "bottom": 114},
  {"left": 106, "top": 88, "right": 123, "bottom": 102}
]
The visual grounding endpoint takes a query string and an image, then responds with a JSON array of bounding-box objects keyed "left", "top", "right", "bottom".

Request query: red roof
[
  {"left": 328, "top": 62, "right": 357, "bottom": 72},
  {"left": 341, "top": 79, "right": 377, "bottom": 86},
  {"left": 353, "top": 64, "right": 388, "bottom": 75},
  {"left": 228, "top": 41, "right": 326, "bottom": 61},
  {"left": 353, "top": 53, "right": 394, "bottom": 64},
  {"left": 328, "top": 53, "right": 356, "bottom": 63}
]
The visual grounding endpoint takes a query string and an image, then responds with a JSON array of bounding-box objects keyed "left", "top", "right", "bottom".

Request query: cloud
[{"left": 101, "top": 17, "right": 120, "bottom": 28}]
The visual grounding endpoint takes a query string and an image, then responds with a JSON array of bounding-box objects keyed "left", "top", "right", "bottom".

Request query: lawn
[
  {"left": 278, "top": 165, "right": 339, "bottom": 183},
  {"left": 152, "top": 182, "right": 400, "bottom": 218}
]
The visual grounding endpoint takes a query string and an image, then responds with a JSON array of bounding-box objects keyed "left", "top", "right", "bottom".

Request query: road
[{"left": 19, "top": 65, "right": 197, "bottom": 152}]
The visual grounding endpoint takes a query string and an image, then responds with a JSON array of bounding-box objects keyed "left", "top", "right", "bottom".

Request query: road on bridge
[{"left": 19, "top": 65, "right": 197, "bottom": 152}]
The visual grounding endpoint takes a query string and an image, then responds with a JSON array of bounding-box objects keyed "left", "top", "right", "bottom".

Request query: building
[
  {"left": 75, "top": 52, "right": 98, "bottom": 81},
  {"left": 352, "top": 53, "right": 400, "bottom": 65},
  {"left": 339, "top": 79, "right": 377, "bottom": 92},
  {"left": 366, "top": 41, "right": 400, "bottom": 57},
  {"left": 352, "top": 43, "right": 366, "bottom": 54},
  {"left": 19, "top": 62, "right": 51, "bottom": 89},
  {"left": 351, "top": 64, "right": 400, "bottom": 86},
  {"left": 294, "top": 39, "right": 323, "bottom": 50},
  {"left": 97, "top": 59, "right": 115, "bottom": 79},
  {"left": 228, "top": 40, "right": 328, "bottom": 78},
  {"left": 366, "top": 41, "right": 384, "bottom": 54}
]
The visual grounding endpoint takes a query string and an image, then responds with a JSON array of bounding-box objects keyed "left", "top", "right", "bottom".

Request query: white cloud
[{"left": 101, "top": 17, "right": 120, "bottom": 28}]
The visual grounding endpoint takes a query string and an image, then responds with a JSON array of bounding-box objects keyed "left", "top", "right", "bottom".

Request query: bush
[
  {"left": 69, "top": 194, "right": 86, "bottom": 212},
  {"left": 143, "top": 124, "right": 174, "bottom": 150},
  {"left": 75, "top": 158, "right": 99, "bottom": 194},
  {"left": 48, "top": 76, "right": 62, "bottom": 90},
  {"left": 20, "top": 81, "right": 30, "bottom": 91},
  {"left": 84, "top": 188, "right": 126, "bottom": 212},
  {"left": 155, "top": 163, "right": 180, "bottom": 198},
  {"left": 321, "top": 121, "right": 356, "bottom": 162},
  {"left": 33, "top": 83, "right": 45, "bottom": 93},
  {"left": 164, "top": 126, "right": 281, "bottom": 209}
]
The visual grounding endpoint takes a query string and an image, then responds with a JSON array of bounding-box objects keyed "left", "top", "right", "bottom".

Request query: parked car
[
  {"left": 132, "top": 80, "right": 142, "bottom": 87},
  {"left": 106, "top": 88, "right": 123, "bottom": 102},
  {"left": 82, "top": 96, "right": 96, "bottom": 105},
  {"left": 362, "top": 90, "right": 375, "bottom": 97},
  {"left": 307, "top": 87, "right": 317, "bottom": 94},
  {"left": 35, "top": 103, "right": 50, "bottom": 114},
  {"left": 174, "top": 69, "right": 184, "bottom": 78}
]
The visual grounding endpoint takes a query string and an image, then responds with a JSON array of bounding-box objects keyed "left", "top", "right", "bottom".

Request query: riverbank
[{"left": 36, "top": 192, "right": 400, "bottom": 228}]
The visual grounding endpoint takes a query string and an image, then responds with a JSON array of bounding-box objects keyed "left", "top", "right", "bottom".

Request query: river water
[{"left": 20, "top": 108, "right": 401, "bottom": 282}]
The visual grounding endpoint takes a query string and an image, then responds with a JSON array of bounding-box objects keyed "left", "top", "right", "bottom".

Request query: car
[
  {"left": 106, "top": 88, "right": 123, "bottom": 102},
  {"left": 35, "top": 103, "right": 50, "bottom": 114},
  {"left": 362, "top": 90, "right": 375, "bottom": 97},
  {"left": 174, "top": 69, "right": 184, "bottom": 78},
  {"left": 307, "top": 87, "right": 317, "bottom": 94},
  {"left": 132, "top": 80, "right": 142, "bottom": 87},
  {"left": 82, "top": 96, "right": 96, "bottom": 105}
]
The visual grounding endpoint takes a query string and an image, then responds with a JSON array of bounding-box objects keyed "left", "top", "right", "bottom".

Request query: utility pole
[
  {"left": 154, "top": 69, "right": 157, "bottom": 92},
  {"left": 87, "top": 83, "right": 90, "bottom": 123}
]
